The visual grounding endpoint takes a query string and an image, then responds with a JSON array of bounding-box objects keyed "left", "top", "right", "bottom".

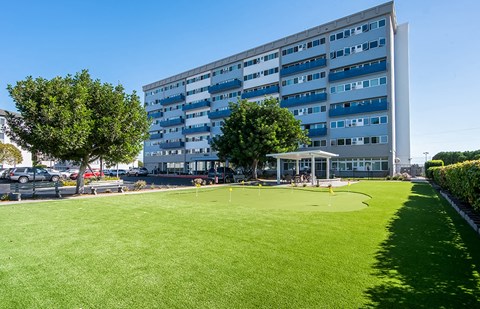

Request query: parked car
[
  {"left": 8, "top": 167, "right": 61, "bottom": 183},
  {"left": 108, "top": 169, "right": 127, "bottom": 176},
  {"left": 127, "top": 167, "right": 149, "bottom": 176},
  {"left": 55, "top": 168, "right": 79, "bottom": 179},
  {"left": 70, "top": 169, "right": 104, "bottom": 180},
  {"left": 208, "top": 167, "right": 236, "bottom": 183},
  {"left": 0, "top": 168, "right": 11, "bottom": 179}
]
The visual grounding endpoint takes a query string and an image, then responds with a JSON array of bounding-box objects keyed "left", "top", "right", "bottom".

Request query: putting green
[{"left": 168, "top": 186, "right": 369, "bottom": 212}]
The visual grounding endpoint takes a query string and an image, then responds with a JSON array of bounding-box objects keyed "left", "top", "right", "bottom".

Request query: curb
[{"left": 439, "top": 191, "right": 480, "bottom": 238}]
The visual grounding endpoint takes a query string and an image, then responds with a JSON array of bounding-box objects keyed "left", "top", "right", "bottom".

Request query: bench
[
  {"left": 87, "top": 180, "right": 125, "bottom": 195},
  {"left": 10, "top": 181, "right": 63, "bottom": 200}
]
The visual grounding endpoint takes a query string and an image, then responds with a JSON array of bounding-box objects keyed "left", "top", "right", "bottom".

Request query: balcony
[
  {"left": 160, "top": 141, "right": 185, "bottom": 149},
  {"left": 208, "top": 109, "right": 231, "bottom": 119},
  {"left": 149, "top": 133, "right": 162, "bottom": 140},
  {"left": 280, "top": 93, "right": 327, "bottom": 108},
  {"left": 280, "top": 58, "right": 327, "bottom": 77},
  {"left": 182, "top": 100, "right": 211, "bottom": 111},
  {"left": 208, "top": 79, "right": 242, "bottom": 94},
  {"left": 329, "top": 101, "right": 388, "bottom": 117},
  {"left": 182, "top": 126, "right": 211, "bottom": 135},
  {"left": 328, "top": 61, "right": 387, "bottom": 82},
  {"left": 241, "top": 85, "right": 279, "bottom": 99},
  {"left": 160, "top": 118, "right": 184, "bottom": 127},
  {"left": 307, "top": 127, "right": 327, "bottom": 137},
  {"left": 147, "top": 112, "right": 163, "bottom": 119},
  {"left": 159, "top": 94, "right": 185, "bottom": 106}
]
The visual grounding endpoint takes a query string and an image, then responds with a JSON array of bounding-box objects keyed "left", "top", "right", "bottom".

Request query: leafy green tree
[
  {"left": 433, "top": 150, "right": 480, "bottom": 165},
  {"left": 211, "top": 97, "right": 309, "bottom": 179},
  {"left": 5, "top": 70, "right": 150, "bottom": 193},
  {"left": 0, "top": 142, "right": 23, "bottom": 166},
  {"left": 137, "top": 160, "right": 144, "bottom": 167}
]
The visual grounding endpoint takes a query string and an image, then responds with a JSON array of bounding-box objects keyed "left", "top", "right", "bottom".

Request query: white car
[{"left": 54, "top": 168, "right": 79, "bottom": 179}]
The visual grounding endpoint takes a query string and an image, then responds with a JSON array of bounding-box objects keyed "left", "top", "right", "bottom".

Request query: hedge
[
  {"left": 425, "top": 160, "right": 444, "bottom": 179},
  {"left": 431, "top": 160, "right": 480, "bottom": 212}
]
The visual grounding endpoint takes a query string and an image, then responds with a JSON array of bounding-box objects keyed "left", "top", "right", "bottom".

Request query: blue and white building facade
[{"left": 143, "top": 2, "right": 410, "bottom": 177}]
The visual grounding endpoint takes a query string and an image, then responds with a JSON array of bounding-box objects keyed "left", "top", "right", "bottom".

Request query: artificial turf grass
[
  {"left": 168, "top": 186, "right": 370, "bottom": 212},
  {"left": 0, "top": 182, "right": 479, "bottom": 308}
]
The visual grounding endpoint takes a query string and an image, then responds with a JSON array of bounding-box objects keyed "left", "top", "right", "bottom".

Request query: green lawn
[{"left": 0, "top": 182, "right": 479, "bottom": 308}]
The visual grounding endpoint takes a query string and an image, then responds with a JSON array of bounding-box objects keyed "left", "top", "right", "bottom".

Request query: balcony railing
[
  {"left": 182, "top": 100, "right": 210, "bottom": 111},
  {"left": 160, "top": 141, "right": 185, "bottom": 149},
  {"left": 241, "top": 85, "right": 279, "bottom": 99},
  {"left": 149, "top": 133, "right": 162, "bottom": 140},
  {"left": 280, "top": 93, "right": 327, "bottom": 108},
  {"left": 329, "top": 101, "right": 388, "bottom": 117},
  {"left": 208, "top": 79, "right": 242, "bottom": 94},
  {"left": 182, "top": 126, "right": 211, "bottom": 135},
  {"left": 307, "top": 127, "right": 327, "bottom": 137},
  {"left": 208, "top": 109, "right": 231, "bottom": 119},
  {"left": 280, "top": 58, "right": 327, "bottom": 77},
  {"left": 328, "top": 61, "right": 387, "bottom": 82},
  {"left": 160, "top": 118, "right": 184, "bottom": 127},
  {"left": 147, "top": 112, "right": 163, "bottom": 119},
  {"left": 159, "top": 94, "right": 185, "bottom": 106}
]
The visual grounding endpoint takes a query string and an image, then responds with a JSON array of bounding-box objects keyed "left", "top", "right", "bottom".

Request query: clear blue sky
[{"left": 1, "top": 0, "right": 479, "bottom": 164}]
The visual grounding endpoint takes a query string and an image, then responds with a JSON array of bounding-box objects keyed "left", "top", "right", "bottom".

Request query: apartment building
[
  {"left": 0, "top": 109, "right": 35, "bottom": 168},
  {"left": 142, "top": 1, "right": 409, "bottom": 177}
]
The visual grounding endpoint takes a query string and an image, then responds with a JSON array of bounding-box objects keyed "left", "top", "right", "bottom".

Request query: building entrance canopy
[{"left": 267, "top": 150, "right": 339, "bottom": 185}]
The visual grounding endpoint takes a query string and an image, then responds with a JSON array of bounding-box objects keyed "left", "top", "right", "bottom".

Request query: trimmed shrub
[
  {"left": 432, "top": 160, "right": 480, "bottom": 212},
  {"left": 425, "top": 160, "right": 444, "bottom": 179},
  {"left": 133, "top": 180, "right": 147, "bottom": 191},
  {"left": 61, "top": 180, "right": 77, "bottom": 187},
  {"left": 192, "top": 178, "right": 205, "bottom": 186}
]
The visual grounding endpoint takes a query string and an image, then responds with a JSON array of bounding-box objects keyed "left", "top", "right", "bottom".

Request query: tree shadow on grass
[{"left": 365, "top": 183, "right": 480, "bottom": 308}]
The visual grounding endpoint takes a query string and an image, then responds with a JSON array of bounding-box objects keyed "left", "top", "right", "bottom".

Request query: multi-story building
[
  {"left": 142, "top": 1, "right": 409, "bottom": 177},
  {"left": 0, "top": 109, "right": 35, "bottom": 168}
]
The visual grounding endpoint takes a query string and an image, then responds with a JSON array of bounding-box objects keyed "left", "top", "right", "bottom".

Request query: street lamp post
[{"left": 423, "top": 152, "right": 429, "bottom": 162}]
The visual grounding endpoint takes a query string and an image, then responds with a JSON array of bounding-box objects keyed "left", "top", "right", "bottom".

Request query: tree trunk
[
  {"left": 75, "top": 159, "right": 88, "bottom": 194},
  {"left": 252, "top": 159, "right": 259, "bottom": 179}
]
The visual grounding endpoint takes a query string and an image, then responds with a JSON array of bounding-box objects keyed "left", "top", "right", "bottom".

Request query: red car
[{"left": 69, "top": 169, "right": 104, "bottom": 180}]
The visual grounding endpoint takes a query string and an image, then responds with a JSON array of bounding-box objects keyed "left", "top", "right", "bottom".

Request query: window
[
  {"left": 244, "top": 52, "right": 278, "bottom": 67},
  {"left": 281, "top": 71, "right": 325, "bottom": 86}
]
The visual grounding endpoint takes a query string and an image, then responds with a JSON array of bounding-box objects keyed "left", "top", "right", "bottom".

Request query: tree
[
  {"left": 211, "top": 97, "right": 309, "bottom": 179},
  {"left": 0, "top": 142, "right": 23, "bottom": 166},
  {"left": 5, "top": 70, "right": 150, "bottom": 193},
  {"left": 433, "top": 150, "right": 480, "bottom": 165},
  {"left": 137, "top": 160, "right": 144, "bottom": 167}
]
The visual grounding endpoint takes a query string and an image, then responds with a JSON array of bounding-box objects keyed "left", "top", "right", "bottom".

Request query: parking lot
[{"left": 0, "top": 175, "right": 196, "bottom": 199}]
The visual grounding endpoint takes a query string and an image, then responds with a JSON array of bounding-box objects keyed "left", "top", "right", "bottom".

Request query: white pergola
[{"left": 267, "top": 150, "right": 339, "bottom": 185}]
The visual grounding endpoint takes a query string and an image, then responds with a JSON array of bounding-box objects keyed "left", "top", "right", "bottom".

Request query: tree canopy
[
  {"left": 433, "top": 150, "right": 480, "bottom": 166},
  {"left": 0, "top": 142, "right": 23, "bottom": 166},
  {"left": 211, "top": 97, "right": 309, "bottom": 179},
  {"left": 5, "top": 70, "right": 150, "bottom": 193}
]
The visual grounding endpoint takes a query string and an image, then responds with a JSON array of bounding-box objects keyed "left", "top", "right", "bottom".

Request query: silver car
[{"left": 8, "top": 167, "right": 61, "bottom": 183}]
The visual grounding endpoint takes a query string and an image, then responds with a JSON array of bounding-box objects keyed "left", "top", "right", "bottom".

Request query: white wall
[{"left": 394, "top": 23, "right": 411, "bottom": 165}]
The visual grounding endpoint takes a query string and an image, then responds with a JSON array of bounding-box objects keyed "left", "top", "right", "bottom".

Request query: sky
[{"left": 1, "top": 0, "right": 479, "bottom": 164}]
